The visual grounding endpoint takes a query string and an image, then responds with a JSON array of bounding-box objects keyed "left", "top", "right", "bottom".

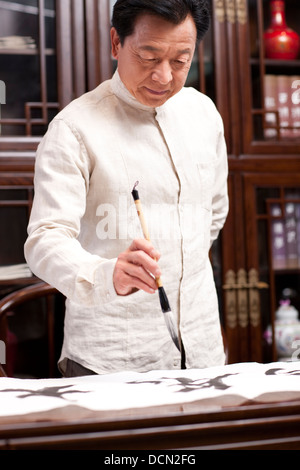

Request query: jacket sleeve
[
  {"left": 24, "top": 118, "right": 118, "bottom": 306},
  {"left": 210, "top": 112, "right": 229, "bottom": 245}
]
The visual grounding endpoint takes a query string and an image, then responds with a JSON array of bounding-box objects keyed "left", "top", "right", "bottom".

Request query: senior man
[{"left": 25, "top": 0, "right": 228, "bottom": 377}]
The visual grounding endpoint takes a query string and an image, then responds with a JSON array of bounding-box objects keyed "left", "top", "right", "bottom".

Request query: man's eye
[{"left": 140, "top": 56, "right": 156, "bottom": 62}]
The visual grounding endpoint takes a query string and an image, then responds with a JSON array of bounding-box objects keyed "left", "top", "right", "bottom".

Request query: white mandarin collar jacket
[{"left": 25, "top": 70, "right": 229, "bottom": 374}]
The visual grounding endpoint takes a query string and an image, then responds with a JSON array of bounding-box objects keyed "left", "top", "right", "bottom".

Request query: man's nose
[{"left": 151, "top": 61, "right": 172, "bottom": 85}]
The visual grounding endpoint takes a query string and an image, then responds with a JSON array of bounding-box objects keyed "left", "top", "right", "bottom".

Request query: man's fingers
[
  {"left": 126, "top": 249, "right": 161, "bottom": 279},
  {"left": 113, "top": 238, "right": 162, "bottom": 296},
  {"left": 123, "top": 259, "right": 158, "bottom": 289},
  {"left": 117, "top": 271, "right": 157, "bottom": 296},
  {"left": 113, "top": 260, "right": 157, "bottom": 296},
  {"left": 129, "top": 238, "right": 161, "bottom": 261}
]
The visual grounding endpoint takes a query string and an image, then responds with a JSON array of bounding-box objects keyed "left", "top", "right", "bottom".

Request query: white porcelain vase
[{"left": 275, "top": 300, "right": 300, "bottom": 360}]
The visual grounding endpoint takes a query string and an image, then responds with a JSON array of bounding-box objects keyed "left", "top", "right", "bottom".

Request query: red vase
[{"left": 264, "top": 0, "right": 300, "bottom": 60}]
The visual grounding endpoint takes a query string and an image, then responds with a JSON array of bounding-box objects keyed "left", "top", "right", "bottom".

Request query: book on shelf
[
  {"left": 0, "top": 263, "right": 33, "bottom": 281},
  {"left": 0, "top": 35, "right": 36, "bottom": 50},
  {"left": 285, "top": 202, "right": 298, "bottom": 263},
  {"left": 291, "top": 76, "right": 300, "bottom": 139},
  {"left": 264, "top": 75, "right": 278, "bottom": 139},
  {"left": 296, "top": 203, "right": 300, "bottom": 263},
  {"left": 270, "top": 203, "right": 286, "bottom": 267},
  {"left": 270, "top": 202, "right": 300, "bottom": 269},
  {"left": 277, "top": 75, "right": 290, "bottom": 138},
  {"left": 264, "top": 74, "right": 300, "bottom": 139}
]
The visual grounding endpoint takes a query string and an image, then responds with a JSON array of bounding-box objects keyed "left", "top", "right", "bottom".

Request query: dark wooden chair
[
  {"left": 0, "top": 363, "right": 5, "bottom": 377},
  {"left": 0, "top": 282, "right": 64, "bottom": 378}
]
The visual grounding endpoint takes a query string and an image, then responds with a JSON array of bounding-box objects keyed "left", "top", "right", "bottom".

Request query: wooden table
[
  {"left": 0, "top": 400, "right": 300, "bottom": 450},
  {"left": 0, "top": 369, "right": 300, "bottom": 453}
]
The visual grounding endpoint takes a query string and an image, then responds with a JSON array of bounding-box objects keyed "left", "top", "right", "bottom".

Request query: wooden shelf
[
  {"left": 250, "top": 58, "right": 300, "bottom": 68},
  {"left": 273, "top": 259, "right": 300, "bottom": 273},
  {"left": 0, "top": 48, "right": 55, "bottom": 56},
  {"left": 0, "top": 277, "right": 39, "bottom": 287}
]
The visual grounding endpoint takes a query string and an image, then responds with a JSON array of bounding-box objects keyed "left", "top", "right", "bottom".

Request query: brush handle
[
  {"left": 132, "top": 185, "right": 180, "bottom": 352},
  {"left": 133, "top": 198, "right": 163, "bottom": 288}
]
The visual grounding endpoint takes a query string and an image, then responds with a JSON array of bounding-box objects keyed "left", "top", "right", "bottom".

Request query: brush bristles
[
  {"left": 164, "top": 311, "right": 180, "bottom": 351},
  {"left": 158, "top": 286, "right": 171, "bottom": 313},
  {"left": 158, "top": 287, "right": 180, "bottom": 351}
]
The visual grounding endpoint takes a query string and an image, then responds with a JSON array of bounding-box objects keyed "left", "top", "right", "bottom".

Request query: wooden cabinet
[
  {"left": 215, "top": 0, "right": 300, "bottom": 363},
  {"left": 0, "top": 1, "right": 58, "bottom": 146},
  {"left": 243, "top": 173, "right": 300, "bottom": 361},
  {"left": 0, "top": 1, "right": 55, "bottom": 296},
  {"left": 0, "top": 0, "right": 113, "bottom": 279},
  {"left": 0, "top": 0, "right": 300, "bottom": 367},
  {"left": 0, "top": 0, "right": 113, "bottom": 151},
  {"left": 0, "top": 0, "right": 112, "bottom": 377}
]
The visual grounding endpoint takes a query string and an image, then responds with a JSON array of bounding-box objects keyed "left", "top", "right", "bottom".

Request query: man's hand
[{"left": 113, "top": 239, "right": 161, "bottom": 296}]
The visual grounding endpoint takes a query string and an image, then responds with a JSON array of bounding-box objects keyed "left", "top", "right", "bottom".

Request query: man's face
[{"left": 111, "top": 13, "right": 197, "bottom": 107}]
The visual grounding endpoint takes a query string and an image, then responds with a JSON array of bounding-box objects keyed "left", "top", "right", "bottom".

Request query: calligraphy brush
[{"left": 131, "top": 181, "right": 180, "bottom": 351}]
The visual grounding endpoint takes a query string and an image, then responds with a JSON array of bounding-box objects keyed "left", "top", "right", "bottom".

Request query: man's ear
[{"left": 111, "top": 27, "right": 121, "bottom": 59}]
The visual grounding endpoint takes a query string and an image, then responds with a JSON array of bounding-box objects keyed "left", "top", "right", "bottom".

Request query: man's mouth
[{"left": 144, "top": 87, "right": 168, "bottom": 96}]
